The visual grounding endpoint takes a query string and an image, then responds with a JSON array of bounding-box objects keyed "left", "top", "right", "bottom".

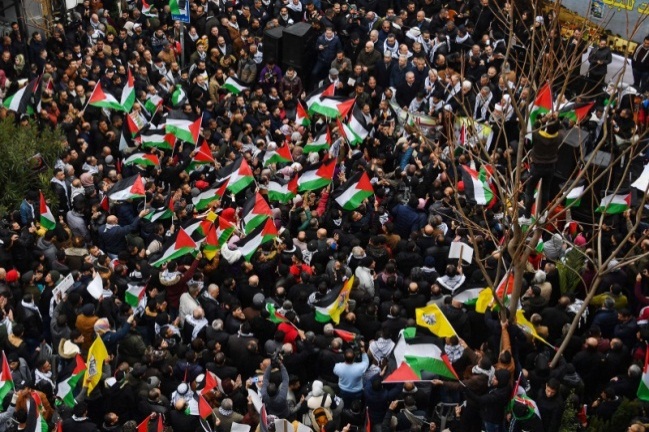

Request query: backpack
[{"left": 308, "top": 393, "right": 333, "bottom": 432}]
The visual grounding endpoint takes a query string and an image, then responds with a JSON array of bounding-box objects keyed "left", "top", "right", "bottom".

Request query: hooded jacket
[{"left": 466, "top": 369, "right": 511, "bottom": 424}]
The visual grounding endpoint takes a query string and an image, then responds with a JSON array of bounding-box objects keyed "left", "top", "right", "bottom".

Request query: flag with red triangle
[
  {"left": 121, "top": 68, "right": 136, "bottom": 112},
  {"left": 107, "top": 174, "right": 146, "bottom": 202},
  {"left": 166, "top": 110, "right": 202, "bottom": 145},
  {"left": 151, "top": 227, "right": 198, "bottom": 267},
  {"left": 331, "top": 171, "right": 374, "bottom": 211},
  {"left": 88, "top": 81, "right": 124, "bottom": 111},
  {"left": 218, "top": 157, "right": 255, "bottom": 195},
  {"left": 39, "top": 191, "right": 56, "bottom": 231},
  {"left": 529, "top": 82, "right": 553, "bottom": 128},
  {"left": 263, "top": 143, "right": 293, "bottom": 167},
  {"left": 303, "top": 126, "right": 332, "bottom": 153},
  {"left": 0, "top": 352, "right": 14, "bottom": 403},
  {"left": 242, "top": 192, "right": 273, "bottom": 234},
  {"left": 297, "top": 159, "right": 336, "bottom": 191},
  {"left": 295, "top": 101, "right": 310, "bottom": 127},
  {"left": 186, "top": 141, "right": 215, "bottom": 172}
]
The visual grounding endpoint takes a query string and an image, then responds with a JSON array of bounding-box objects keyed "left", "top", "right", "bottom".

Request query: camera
[{"left": 271, "top": 350, "right": 283, "bottom": 367}]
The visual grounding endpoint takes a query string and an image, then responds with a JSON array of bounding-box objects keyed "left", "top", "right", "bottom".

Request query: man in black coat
[{"left": 62, "top": 402, "right": 101, "bottom": 432}]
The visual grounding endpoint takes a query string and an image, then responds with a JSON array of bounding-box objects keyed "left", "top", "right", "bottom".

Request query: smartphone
[{"left": 251, "top": 377, "right": 259, "bottom": 383}]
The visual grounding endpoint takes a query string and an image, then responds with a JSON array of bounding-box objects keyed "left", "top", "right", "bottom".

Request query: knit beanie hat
[{"left": 94, "top": 318, "right": 111, "bottom": 334}]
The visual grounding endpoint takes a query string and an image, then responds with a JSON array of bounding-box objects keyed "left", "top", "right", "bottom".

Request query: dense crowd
[{"left": 2, "top": 0, "right": 649, "bottom": 431}]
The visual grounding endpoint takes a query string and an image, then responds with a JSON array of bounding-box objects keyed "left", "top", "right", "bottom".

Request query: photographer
[
  {"left": 312, "top": 27, "right": 343, "bottom": 85},
  {"left": 261, "top": 356, "right": 290, "bottom": 419},
  {"left": 334, "top": 343, "right": 369, "bottom": 407}
]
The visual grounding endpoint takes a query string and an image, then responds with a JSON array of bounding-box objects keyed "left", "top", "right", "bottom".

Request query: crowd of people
[{"left": 1, "top": 0, "right": 649, "bottom": 431}]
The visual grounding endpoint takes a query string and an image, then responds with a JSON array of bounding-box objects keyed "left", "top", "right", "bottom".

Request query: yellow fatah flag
[
  {"left": 475, "top": 288, "right": 494, "bottom": 313},
  {"left": 415, "top": 304, "right": 456, "bottom": 337},
  {"left": 515, "top": 309, "right": 554, "bottom": 349},
  {"left": 83, "top": 336, "right": 108, "bottom": 394}
]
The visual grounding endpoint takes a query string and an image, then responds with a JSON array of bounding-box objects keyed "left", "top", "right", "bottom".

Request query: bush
[{"left": 0, "top": 118, "right": 63, "bottom": 216}]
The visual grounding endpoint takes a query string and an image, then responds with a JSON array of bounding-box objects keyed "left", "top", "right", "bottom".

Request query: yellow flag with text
[
  {"left": 83, "top": 336, "right": 108, "bottom": 394},
  {"left": 415, "top": 304, "right": 456, "bottom": 337}
]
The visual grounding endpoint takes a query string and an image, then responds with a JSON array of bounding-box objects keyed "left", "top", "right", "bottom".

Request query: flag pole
[{"left": 83, "top": 82, "right": 99, "bottom": 112}]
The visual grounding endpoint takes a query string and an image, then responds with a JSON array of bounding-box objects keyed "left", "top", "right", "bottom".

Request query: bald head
[
  {"left": 317, "top": 228, "right": 327, "bottom": 239},
  {"left": 249, "top": 275, "right": 259, "bottom": 287},
  {"left": 106, "top": 215, "right": 118, "bottom": 225},
  {"left": 424, "top": 225, "right": 434, "bottom": 236},
  {"left": 586, "top": 337, "right": 598, "bottom": 349}
]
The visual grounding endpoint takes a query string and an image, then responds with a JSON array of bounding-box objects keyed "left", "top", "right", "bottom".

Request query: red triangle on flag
[
  {"left": 334, "top": 329, "right": 356, "bottom": 343},
  {"left": 72, "top": 354, "right": 86, "bottom": 375},
  {"left": 252, "top": 193, "right": 272, "bottom": 217},
  {"left": 130, "top": 174, "right": 146, "bottom": 196},
  {"left": 315, "top": 159, "right": 336, "bottom": 181},
  {"left": 495, "top": 272, "right": 515, "bottom": 297},
  {"left": 238, "top": 158, "right": 254, "bottom": 177},
  {"left": 574, "top": 102, "right": 594, "bottom": 123},
  {"left": 336, "top": 99, "right": 355, "bottom": 118},
  {"left": 356, "top": 172, "right": 374, "bottom": 193},
  {"left": 194, "top": 141, "right": 215, "bottom": 163},
  {"left": 261, "top": 218, "right": 278, "bottom": 237},
  {"left": 39, "top": 191, "right": 48, "bottom": 215},
  {"left": 89, "top": 82, "right": 108, "bottom": 104},
  {"left": 535, "top": 83, "right": 553, "bottom": 111},
  {"left": 287, "top": 175, "right": 298, "bottom": 195},
  {"left": 336, "top": 119, "right": 348, "bottom": 142},
  {"left": 322, "top": 84, "right": 335, "bottom": 97},
  {"left": 297, "top": 102, "right": 309, "bottom": 122},
  {"left": 198, "top": 394, "right": 212, "bottom": 419},
  {"left": 156, "top": 413, "right": 164, "bottom": 432},
  {"left": 189, "top": 117, "right": 203, "bottom": 144},
  {"left": 1, "top": 351, "right": 12, "bottom": 383},
  {"left": 276, "top": 143, "right": 293, "bottom": 162},
  {"left": 100, "top": 196, "right": 109, "bottom": 212},
  {"left": 137, "top": 414, "right": 152, "bottom": 432},
  {"left": 383, "top": 362, "right": 420, "bottom": 383},
  {"left": 174, "top": 228, "right": 197, "bottom": 250}
]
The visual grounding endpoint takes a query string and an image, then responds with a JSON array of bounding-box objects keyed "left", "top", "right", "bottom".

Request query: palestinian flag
[
  {"left": 559, "top": 101, "right": 594, "bottom": 124},
  {"left": 345, "top": 104, "right": 373, "bottom": 145},
  {"left": 596, "top": 193, "right": 630, "bottom": 214},
  {"left": 26, "top": 392, "right": 48, "bottom": 432},
  {"left": 125, "top": 284, "right": 146, "bottom": 308},
  {"left": 263, "top": 144, "right": 292, "bottom": 167},
  {"left": 529, "top": 82, "right": 552, "bottom": 129},
  {"left": 314, "top": 276, "right": 354, "bottom": 324},
  {"left": 166, "top": 110, "right": 202, "bottom": 145},
  {"left": 235, "top": 218, "right": 278, "bottom": 261},
  {"left": 460, "top": 165, "right": 494, "bottom": 206},
  {"left": 88, "top": 81, "right": 123, "bottom": 111},
  {"left": 192, "top": 179, "right": 229, "bottom": 211},
  {"left": 151, "top": 228, "right": 198, "bottom": 267},
  {"left": 304, "top": 84, "right": 335, "bottom": 109},
  {"left": 107, "top": 174, "right": 146, "bottom": 201},
  {"left": 638, "top": 343, "right": 649, "bottom": 401},
  {"left": 202, "top": 217, "right": 236, "bottom": 258},
  {"left": 565, "top": 185, "right": 585, "bottom": 207},
  {"left": 141, "top": 128, "right": 175, "bottom": 150},
  {"left": 334, "top": 329, "right": 357, "bottom": 343},
  {"left": 124, "top": 153, "right": 160, "bottom": 168},
  {"left": 383, "top": 328, "right": 459, "bottom": 383},
  {"left": 186, "top": 141, "right": 215, "bottom": 172},
  {"left": 295, "top": 101, "right": 310, "bottom": 126},
  {"left": 119, "top": 112, "right": 143, "bottom": 151},
  {"left": 304, "top": 127, "right": 331, "bottom": 153},
  {"left": 143, "top": 206, "right": 174, "bottom": 222},
  {"left": 200, "top": 371, "right": 224, "bottom": 395},
  {"left": 332, "top": 171, "right": 374, "bottom": 211},
  {"left": 452, "top": 288, "right": 484, "bottom": 307},
  {"left": 141, "top": 0, "right": 157, "bottom": 17},
  {"left": 223, "top": 77, "right": 249, "bottom": 95},
  {"left": 267, "top": 175, "right": 298, "bottom": 204},
  {"left": 260, "top": 405, "right": 270, "bottom": 432},
  {"left": 121, "top": 68, "right": 136, "bottom": 112},
  {"left": 56, "top": 354, "right": 86, "bottom": 407},
  {"left": 495, "top": 272, "right": 515, "bottom": 299},
  {"left": 218, "top": 157, "right": 255, "bottom": 194},
  {"left": 298, "top": 159, "right": 336, "bottom": 191},
  {"left": 308, "top": 96, "right": 354, "bottom": 119},
  {"left": 144, "top": 94, "right": 163, "bottom": 115},
  {"left": 137, "top": 413, "right": 163, "bottom": 432},
  {"left": 39, "top": 191, "right": 56, "bottom": 231},
  {"left": 266, "top": 302, "right": 288, "bottom": 324},
  {"left": 0, "top": 352, "right": 14, "bottom": 404},
  {"left": 171, "top": 85, "right": 187, "bottom": 107},
  {"left": 242, "top": 192, "right": 273, "bottom": 234},
  {"left": 3, "top": 78, "right": 35, "bottom": 114}
]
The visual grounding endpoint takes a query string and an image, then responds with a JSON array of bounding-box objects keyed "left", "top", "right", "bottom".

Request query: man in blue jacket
[
  {"left": 98, "top": 208, "right": 149, "bottom": 258},
  {"left": 312, "top": 27, "right": 342, "bottom": 84}
]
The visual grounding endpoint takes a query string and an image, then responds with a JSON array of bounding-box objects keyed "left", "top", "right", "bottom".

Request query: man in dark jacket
[
  {"left": 390, "top": 196, "right": 426, "bottom": 238},
  {"left": 261, "top": 361, "right": 290, "bottom": 419},
  {"left": 519, "top": 114, "right": 562, "bottom": 225},
  {"left": 465, "top": 369, "right": 511, "bottom": 432},
  {"left": 536, "top": 378, "right": 564, "bottom": 432},
  {"left": 62, "top": 401, "right": 101, "bottom": 432},
  {"left": 587, "top": 37, "right": 612, "bottom": 91},
  {"left": 98, "top": 209, "right": 148, "bottom": 258}
]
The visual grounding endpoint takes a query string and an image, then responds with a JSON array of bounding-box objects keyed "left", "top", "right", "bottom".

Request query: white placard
[
  {"left": 232, "top": 423, "right": 251, "bottom": 432},
  {"left": 449, "top": 241, "right": 473, "bottom": 264},
  {"left": 53, "top": 273, "right": 75, "bottom": 298},
  {"left": 86, "top": 273, "right": 103, "bottom": 299}
]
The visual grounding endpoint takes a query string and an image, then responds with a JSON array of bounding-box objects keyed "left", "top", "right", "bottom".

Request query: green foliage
[
  {"left": 559, "top": 393, "right": 579, "bottom": 432},
  {"left": 558, "top": 247, "right": 586, "bottom": 295},
  {"left": 0, "top": 118, "right": 63, "bottom": 215},
  {"left": 586, "top": 416, "right": 608, "bottom": 432},
  {"left": 609, "top": 398, "right": 642, "bottom": 432}
]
